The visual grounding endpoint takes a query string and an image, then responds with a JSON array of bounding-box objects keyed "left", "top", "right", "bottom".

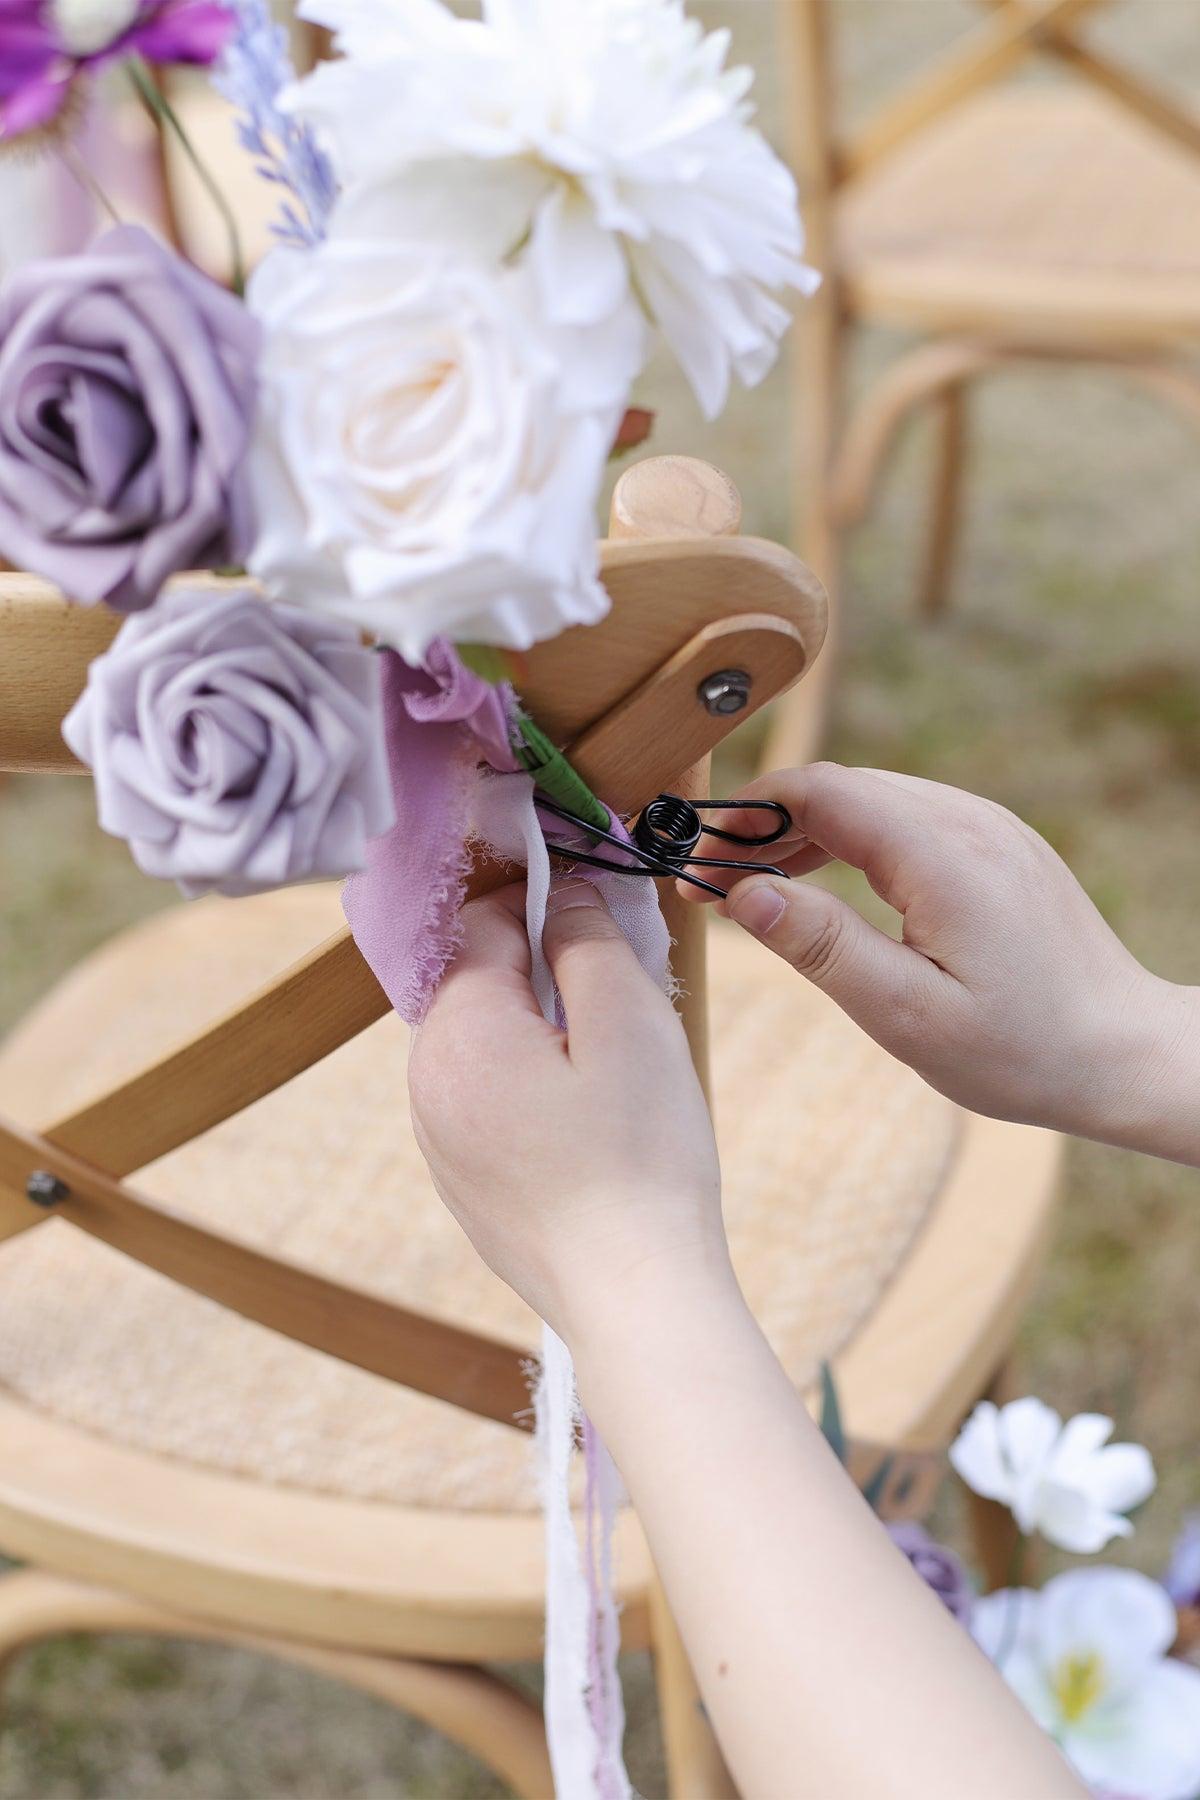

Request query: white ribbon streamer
[{"left": 473, "top": 771, "right": 669, "bottom": 1798}]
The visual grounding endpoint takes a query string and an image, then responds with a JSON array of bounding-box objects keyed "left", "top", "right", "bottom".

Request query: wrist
[
  {"left": 561, "top": 1229, "right": 745, "bottom": 1385},
  {"left": 1090, "top": 972, "right": 1200, "bottom": 1165}
]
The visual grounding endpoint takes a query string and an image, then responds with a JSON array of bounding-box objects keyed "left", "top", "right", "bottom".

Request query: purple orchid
[{"left": 0, "top": 0, "right": 235, "bottom": 142}]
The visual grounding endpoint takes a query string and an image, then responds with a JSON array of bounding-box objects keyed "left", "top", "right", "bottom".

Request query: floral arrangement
[
  {"left": 0, "top": 4, "right": 815, "bottom": 1793},
  {"left": 881, "top": 1394, "right": 1200, "bottom": 1800},
  {"left": 0, "top": 0, "right": 816, "bottom": 904}
]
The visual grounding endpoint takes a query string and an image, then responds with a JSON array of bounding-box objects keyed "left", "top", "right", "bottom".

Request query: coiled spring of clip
[{"left": 535, "top": 792, "right": 793, "bottom": 898}]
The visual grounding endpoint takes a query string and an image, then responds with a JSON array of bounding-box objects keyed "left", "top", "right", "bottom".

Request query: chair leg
[
  {"left": 963, "top": 1359, "right": 1022, "bottom": 1594},
  {"left": 963, "top": 1485, "right": 1020, "bottom": 1597},
  {"left": 759, "top": 485, "right": 841, "bottom": 770},
  {"left": 763, "top": 281, "right": 843, "bottom": 770},
  {"left": 649, "top": 1577, "right": 737, "bottom": 1800},
  {"left": 919, "top": 381, "right": 968, "bottom": 621},
  {"left": 0, "top": 1568, "right": 553, "bottom": 1800}
]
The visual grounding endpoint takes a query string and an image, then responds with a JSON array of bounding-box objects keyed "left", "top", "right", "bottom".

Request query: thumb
[
  {"left": 724, "top": 876, "right": 953, "bottom": 1056},
  {"left": 543, "top": 880, "right": 676, "bottom": 1061}
]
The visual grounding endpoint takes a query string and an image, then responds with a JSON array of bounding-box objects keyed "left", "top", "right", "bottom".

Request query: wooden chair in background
[
  {"left": 0, "top": 457, "right": 1060, "bottom": 1795},
  {"left": 772, "top": 0, "right": 1200, "bottom": 763}
]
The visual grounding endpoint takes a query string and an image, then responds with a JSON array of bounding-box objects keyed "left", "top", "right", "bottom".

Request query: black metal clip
[{"left": 535, "top": 793, "right": 792, "bottom": 898}]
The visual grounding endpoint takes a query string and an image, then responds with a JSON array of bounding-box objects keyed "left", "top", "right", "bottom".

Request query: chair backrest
[
  {"left": 783, "top": 0, "right": 1200, "bottom": 278},
  {"left": 0, "top": 455, "right": 827, "bottom": 1433}
]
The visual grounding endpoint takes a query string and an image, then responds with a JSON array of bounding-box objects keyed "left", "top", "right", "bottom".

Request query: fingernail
[
  {"left": 728, "top": 881, "right": 786, "bottom": 937},
  {"left": 548, "top": 881, "right": 602, "bottom": 913}
]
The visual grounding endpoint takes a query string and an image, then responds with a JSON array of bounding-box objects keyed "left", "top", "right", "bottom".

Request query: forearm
[
  {"left": 571, "top": 1257, "right": 1081, "bottom": 1800},
  {"left": 1093, "top": 976, "right": 1200, "bottom": 1166}
]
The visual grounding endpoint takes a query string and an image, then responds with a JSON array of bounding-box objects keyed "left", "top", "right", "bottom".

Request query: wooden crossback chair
[
  {"left": 0, "top": 457, "right": 1060, "bottom": 1797},
  {"left": 775, "top": 0, "right": 1200, "bottom": 755}
]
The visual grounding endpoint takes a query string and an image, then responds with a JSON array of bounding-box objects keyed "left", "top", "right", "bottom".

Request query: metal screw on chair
[
  {"left": 698, "top": 668, "right": 751, "bottom": 715},
  {"left": 26, "top": 1170, "right": 69, "bottom": 1208}
]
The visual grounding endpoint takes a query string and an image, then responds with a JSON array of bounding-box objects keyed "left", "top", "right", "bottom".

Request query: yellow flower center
[{"left": 1053, "top": 1652, "right": 1107, "bottom": 1723}]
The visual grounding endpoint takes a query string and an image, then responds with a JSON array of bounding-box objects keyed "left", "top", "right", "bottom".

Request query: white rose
[
  {"left": 288, "top": 0, "right": 818, "bottom": 420},
  {"left": 245, "top": 236, "right": 644, "bottom": 660}
]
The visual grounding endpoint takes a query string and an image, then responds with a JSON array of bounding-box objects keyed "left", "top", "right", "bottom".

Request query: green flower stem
[
  {"left": 129, "top": 61, "right": 247, "bottom": 297},
  {"left": 454, "top": 648, "right": 611, "bottom": 836},
  {"left": 60, "top": 140, "right": 123, "bottom": 226},
  {"left": 992, "top": 1532, "right": 1031, "bottom": 1671},
  {"left": 1006, "top": 1530, "right": 1030, "bottom": 1590}
]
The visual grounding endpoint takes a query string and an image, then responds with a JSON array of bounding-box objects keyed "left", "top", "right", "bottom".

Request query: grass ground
[{"left": 2, "top": 3, "right": 1199, "bottom": 1794}]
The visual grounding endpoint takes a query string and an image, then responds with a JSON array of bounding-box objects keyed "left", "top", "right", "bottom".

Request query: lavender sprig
[{"left": 213, "top": 0, "right": 336, "bottom": 248}]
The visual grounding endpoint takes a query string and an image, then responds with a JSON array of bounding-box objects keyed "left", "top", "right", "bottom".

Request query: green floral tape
[{"left": 515, "top": 715, "right": 611, "bottom": 836}]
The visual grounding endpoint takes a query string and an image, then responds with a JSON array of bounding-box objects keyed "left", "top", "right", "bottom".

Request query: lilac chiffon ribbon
[
  {"left": 342, "top": 642, "right": 513, "bottom": 1025},
  {"left": 344, "top": 658, "right": 669, "bottom": 1796}
]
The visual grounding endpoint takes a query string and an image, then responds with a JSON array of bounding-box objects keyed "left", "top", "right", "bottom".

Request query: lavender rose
[
  {"left": 62, "top": 585, "right": 394, "bottom": 897},
  {"left": 887, "top": 1522, "right": 974, "bottom": 1626},
  {"left": 0, "top": 224, "right": 257, "bottom": 611}
]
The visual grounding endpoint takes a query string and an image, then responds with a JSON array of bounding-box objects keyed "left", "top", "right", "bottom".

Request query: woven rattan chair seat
[
  {"left": 840, "top": 86, "right": 1200, "bottom": 340},
  {"left": 0, "top": 885, "right": 956, "bottom": 1514}
]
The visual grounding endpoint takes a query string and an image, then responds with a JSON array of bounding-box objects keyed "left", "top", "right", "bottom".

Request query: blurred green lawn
[{"left": 2, "top": 3, "right": 1200, "bottom": 1794}]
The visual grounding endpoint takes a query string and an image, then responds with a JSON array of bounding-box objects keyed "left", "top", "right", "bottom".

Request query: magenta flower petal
[
  {"left": 123, "top": 0, "right": 235, "bottom": 66},
  {"left": 0, "top": 0, "right": 234, "bottom": 142},
  {"left": 0, "top": 0, "right": 67, "bottom": 139},
  {"left": 0, "top": 20, "right": 57, "bottom": 90},
  {"left": 1, "top": 73, "right": 72, "bottom": 137}
]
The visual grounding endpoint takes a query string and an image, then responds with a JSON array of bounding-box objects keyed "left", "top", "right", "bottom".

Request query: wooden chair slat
[
  {"left": 35, "top": 928, "right": 387, "bottom": 1204},
  {"left": 0, "top": 538, "right": 825, "bottom": 776},
  {"left": 0, "top": 1115, "right": 533, "bottom": 1430},
  {"left": 976, "top": 0, "right": 1200, "bottom": 158},
  {"left": 0, "top": 585, "right": 119, "bottom": 776},
  {"left": 1045, "top": 40, "right": 1200, "bottom": 159},
  {"left": 840, "top": 0, "right": 1104, "bottom": 183}
]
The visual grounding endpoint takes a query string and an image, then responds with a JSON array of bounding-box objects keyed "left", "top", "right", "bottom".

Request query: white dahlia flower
[{"left": 288, "top": 0, "right": 818, "bottom": 418}]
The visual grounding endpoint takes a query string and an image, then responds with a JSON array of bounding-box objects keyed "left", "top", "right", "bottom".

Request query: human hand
[
  {"left": 679, "top": 763, "right": 1200, "bottom": 1161},
  {"left": 408, "top": 881, "right": 728, "bottom": 1344}
]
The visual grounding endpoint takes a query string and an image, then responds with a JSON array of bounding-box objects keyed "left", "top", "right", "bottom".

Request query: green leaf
[
  {"left": 861, "top": 1454, "right": 895, "bottom": 1514},
  {"left": 457, "top": 644, "right": 511, "bottom": 686},
  {"left": 818, "top": 1362, "right": 847, "bottom": 1466}
]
